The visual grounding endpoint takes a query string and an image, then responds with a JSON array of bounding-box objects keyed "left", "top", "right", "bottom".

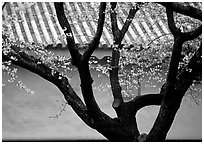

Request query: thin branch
[
  {"left": 82, "top": 2, "right": 106, "bottom": 62},
  {"left": 166, "top": 8, "right": 181, "bottom": 36},
  {"left": 110, "top": 2, "right": 121, "bottom": 41},
  {"left": 147, "top": 33, "right": 171, "bottom": 46},
  {"left": 54, "top": 2, "right": 81, "bottom": 67},
  {"left": 121, "top": 3, "right": 144, "bottom": 38},
  {"left": 182, "top": 25, "right": 202, "bottom": 41},
  {"left": 175, "top": 43, "right": 202, "bottom": 95},
  {"left": 158, "top": 2, "right": 202, "bottom": 21},
  {"left": 2, "top": 2, "right": 8, "bottom": 10}
]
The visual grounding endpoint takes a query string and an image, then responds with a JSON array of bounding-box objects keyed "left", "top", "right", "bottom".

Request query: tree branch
[
  {"left": 167, "top": 37, "right": 184, "bottom": 84},
  {"left": 121, "top": 3, "right": 144, "bottom": 38},
  {"left": 127, "top": 94, "right": 163, "bottom": 114},
  {"left": 110, "top": 2, "right": 121, "bottom": 41},
  {"left": 147, "top": 33, "right": 171, "bottom": 46},
  {"left": 2, "top": 44, "right": 95, "bottom": 127},
  {"left": 145, "top": 5, "right": 202, "bottom": 141},
  {"left": 55, "top": 2, "right": 108, "bottom": 121},
  {"left": 146, "top": 44, "right": 202, "bottom": 141},
  {"left": 110, "top": 46, "right": 124, "bottom": 115},
  {"left": 54, "top": 2, "right": 81, "bottom": 67},
  {"left": 182, "top": 25, "right": 202, "bottom": 41},
  {"left": 165, "top": 7, "right": 184, "bottom": 85},
  {"left": 82, "top": 2, "right": 106, "bottom": 62},
  {"left": 109, "top": 2, "right": 124, "bottom": 116},
  {"left": 109, "top": 2, "right": 142, "bottom": 117},
  {"left": 175, "top": 43, "right": 202, "bottom": 96},
  {"left": 166, "top": 8, "right": 181, "bottom": 36},
  {"left": 2, "top": 2, "right": 8, "bottom": 10},
  {"left": 158, "top": 2, "right": 202, "bottom": 21},
  {"left": 78, "top": 63, "right": 105, "bottom": 120}
]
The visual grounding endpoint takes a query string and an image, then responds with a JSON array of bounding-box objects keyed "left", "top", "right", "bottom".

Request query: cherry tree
[{"left": 2, "top": 2, "right": 202, "bottom": 141}]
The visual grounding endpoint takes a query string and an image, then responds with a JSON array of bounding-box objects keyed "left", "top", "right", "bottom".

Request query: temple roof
[{"left": 2, "top": 2, "right": 200, "bottom": 48}]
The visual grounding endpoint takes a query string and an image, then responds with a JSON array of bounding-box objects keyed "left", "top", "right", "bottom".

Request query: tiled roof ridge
[{"left": 2, "top": 2, "right": 200, "bottom": 49}]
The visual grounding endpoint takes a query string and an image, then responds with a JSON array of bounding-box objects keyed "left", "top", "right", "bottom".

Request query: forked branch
[
  {"left": 55, "top": 2, "right": 109, "bottom": 121},
  {"left": 82, "top": 2, "right": 106, "bottom": 62},
  {"left": 109, "top": 2, "right": 142, "bottom": 117},
  {"left": 166, "top": 8, "right": 183, "bottom": 84},
  {"left": 166, "top": 8, "right": 180, "bottom": 36}
]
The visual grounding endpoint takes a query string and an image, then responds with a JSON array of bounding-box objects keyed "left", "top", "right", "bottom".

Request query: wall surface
[{"left": 2, "top": 55, "right": 202, "bottom": 141}]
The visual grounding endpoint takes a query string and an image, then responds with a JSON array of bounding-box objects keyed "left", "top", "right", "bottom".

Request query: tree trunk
[{"left": 93, "top": 116, "right": 140, "bottom": 141}]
